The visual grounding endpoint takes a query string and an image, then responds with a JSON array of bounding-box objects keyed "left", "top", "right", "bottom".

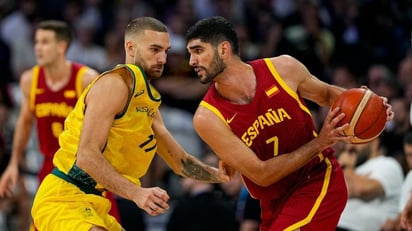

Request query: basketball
[{"left": 331, "top": 88, "right": 387, "bottom": 144}]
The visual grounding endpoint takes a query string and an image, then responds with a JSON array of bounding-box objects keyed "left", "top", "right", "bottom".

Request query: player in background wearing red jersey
[{"left": 0, "top": 20, "right": 121, "bottom": 228}]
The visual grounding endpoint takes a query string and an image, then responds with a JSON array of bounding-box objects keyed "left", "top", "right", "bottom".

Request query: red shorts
[{"left": 260, "top": 156, "right": 347, "bottom": 231}]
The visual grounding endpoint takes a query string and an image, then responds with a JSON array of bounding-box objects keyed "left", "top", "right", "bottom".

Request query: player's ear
[
  {"left": 219, "top": 41, "right": 230, "bottom": 57},
  {"left": 58, "top": 40, "right": 68, "bottom": 55},
  {"left": 125, "top": 41, "right": 135, "bottom": 57}
]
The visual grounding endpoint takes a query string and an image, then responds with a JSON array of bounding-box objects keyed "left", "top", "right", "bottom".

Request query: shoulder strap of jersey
[
  {"left": 29, "top": 65, "right": 40, "bottom": 111},
  {"left": 263, "top": 58, "right": 311, "bottom": 115},
  {"left": 75, "top": 65, "right": 89, "bottom": 98},
  {"left": 199, "top": 100, "right": 230, "bottom": 127}
]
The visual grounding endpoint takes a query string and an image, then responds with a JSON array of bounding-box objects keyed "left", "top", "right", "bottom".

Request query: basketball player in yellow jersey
[{"left": 31, "top": 17, "right": 231, "bottom": 231}]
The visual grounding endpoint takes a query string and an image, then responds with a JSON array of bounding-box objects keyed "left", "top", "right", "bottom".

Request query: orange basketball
[{"left": 331, "top": 88, "right": 387, "bottom": 144}]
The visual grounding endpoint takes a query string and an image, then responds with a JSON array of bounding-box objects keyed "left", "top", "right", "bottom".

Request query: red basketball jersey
[
  {"left": 201, "top": 58, "right": 333, "bottom": 200},
  {"left": 29, "top": 62, "right": 87, "bottom": 181}
]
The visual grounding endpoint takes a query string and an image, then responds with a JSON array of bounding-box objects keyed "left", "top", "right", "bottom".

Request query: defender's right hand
[{"left": 133, "top": 186, "right": 170, "bottom": 216}]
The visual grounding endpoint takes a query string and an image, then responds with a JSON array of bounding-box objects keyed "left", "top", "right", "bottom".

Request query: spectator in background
[
  {"left": 220, "top": 169, "right": 243, "bottom": 206},
  {"left": 381, "top": 97, "right": 412, "bottom": 175},
  {"left": 400, "top": 134, "right": 412, "bottom": 230},
  {"left": 219, "top": 165, "right": 260, "bottom": 230},
  {"left": 326, "top": 0, "right": 370, "bottom": 75},
  {"left": 0, "top": 0, "right": 37, "bottom": 79},
  {"left": 337, "top": 137, "right": 404, "bottom": 231},
  {"left": 400, "top": 57, "right": 412, "bottom": 129},
  {"left": 67, "top": 19, "right": 108, "bottom": 72},
  {"left": 166, "top": 152, "right": 239, "bottom": 231},
  {"left": 329, "top": 64, "right": 360, "bottom": 90},
  {"left": 276, "top": 0, "right": 334, "bottom": 81},
  {"left": 102, "top": 29, "right": 124, "bottom": 70},
  {"left": 357, "top": 0, "right": 410, "bottom": 70},
  {"left": 236, "top": 22, "right": 267, "bottom": 61},
  {"left": 0, "top": 36, "right": 15, "bottom": 85},
  {"left": 236, "top": 186, "right": 261, "bottom": 231},
  {"left": 0, "top": 85, "right": 27, "bottom": 231},
  {"left": 397, "top": 57, "right": 412, "bottom": 93},
  {"left": 381, "top": 132, "right": 412, "bottom": 231},
  {"left": 366, "top": 64, "right": 399, "bottom": 100}
]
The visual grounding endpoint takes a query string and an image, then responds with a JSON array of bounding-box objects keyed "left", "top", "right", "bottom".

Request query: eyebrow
[
  {"left": 150, "top": 44, "right": 171, "bottom": 50},
  {"left": 188, "top": 45, "right": 203, "bottom": 50}
]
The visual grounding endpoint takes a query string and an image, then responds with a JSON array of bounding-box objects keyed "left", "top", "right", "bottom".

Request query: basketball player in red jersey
[
  {"left": 186, "top": 16, "right": 395, "bottom": 231},
  {"left": 0, "top": 20, "right": 120, "bottom": 225}
]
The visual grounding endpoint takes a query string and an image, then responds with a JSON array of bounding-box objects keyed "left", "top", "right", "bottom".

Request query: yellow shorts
[{"left": 31, "top": 174, "right": 123, "bottom": 231}]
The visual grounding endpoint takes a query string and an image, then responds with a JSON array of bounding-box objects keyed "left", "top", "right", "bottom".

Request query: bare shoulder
[
  {"left": 19, "top": 68, "right": 34, "bottom": 95},
  {"left": 268, "top": 55, "right": 305, "bottom": 73},
  {"left": 193, "top": 105, "right": 222, "bottom": 132},
  {"left": 86, "top": 71, "right": 130, "bottom": 114},
  {"left": 81, "top": 66, "right": 100, "bottom": 89},
  {"left": 267, "top": 55, "right": 311, "bottom": 88},
  {"left": 93, "top": 71, "right": 128, "bottom": 91},
  {"left": 193, "top": 105, "right": 209, "bottom": 123}
]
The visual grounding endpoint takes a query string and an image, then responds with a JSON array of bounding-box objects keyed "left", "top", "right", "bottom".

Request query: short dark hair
[
  {"left": 185, "top": 16, "right": 239, "bottom": 55},
  {"left": 37, "top": 20, "right": 72, "bottom": 46},
  {"left": 125, "top": 17, "right": 168, "bottom": 38}
]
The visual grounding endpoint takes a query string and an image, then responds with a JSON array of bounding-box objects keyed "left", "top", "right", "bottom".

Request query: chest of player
[
  {"left": 217, "top": 86, "right": 315, "bottom": 160},
  {"left": 33, "top": 87, "right": 78, "bottom": 119}
]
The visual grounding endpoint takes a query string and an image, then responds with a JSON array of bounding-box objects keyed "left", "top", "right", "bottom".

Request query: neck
[
  {"left": 215, "top": 62, "right": 255, "bottom": 104},
  {"left": 43, "top": 60, "right": 72, "bottom": 91},
  {"left": 44, "top": 60, "right": 70, "bottom": 80}
]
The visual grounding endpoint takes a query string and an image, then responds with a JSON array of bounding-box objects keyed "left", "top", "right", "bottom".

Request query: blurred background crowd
[{"left": 0, "top": 0, "right": 411, "bottom": 230}]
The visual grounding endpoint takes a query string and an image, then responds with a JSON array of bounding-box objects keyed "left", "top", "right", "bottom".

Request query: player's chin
[
  {"left": 36, "top": 59, "right": 46, "bottom": 66},
  {"left": 150, "top": 71, "right": 163, "bottom": 79},
  {"left": 199, "top": 75, "right": 213, "bottom": 84}
]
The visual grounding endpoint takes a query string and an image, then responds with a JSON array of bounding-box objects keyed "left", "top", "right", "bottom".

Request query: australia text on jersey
[{"left": 136, "top": 106, "right": 156, "bottom": 118}]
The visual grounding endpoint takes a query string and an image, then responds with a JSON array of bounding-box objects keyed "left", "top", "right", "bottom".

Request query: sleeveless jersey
[
  {"left": 201, "top": 58, "right": 332, "bottom": 200},
  {"left": 30, "top": 62, "right": 88, "bottom": 181},
  {"left": 53, "top": 64, "right": 161, "bottom": 191}
]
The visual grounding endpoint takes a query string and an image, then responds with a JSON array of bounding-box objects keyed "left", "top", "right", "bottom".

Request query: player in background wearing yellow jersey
[{"left": 31, "top": 17, "right": 231, "bottom": 231}]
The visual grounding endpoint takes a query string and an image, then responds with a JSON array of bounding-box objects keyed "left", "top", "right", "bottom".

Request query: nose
[
  {"left": 189, "top": 55, "right": 197, "bottom": 66},
  {"left": 158, "top": 52, "right": 167, "bottom": 64}
]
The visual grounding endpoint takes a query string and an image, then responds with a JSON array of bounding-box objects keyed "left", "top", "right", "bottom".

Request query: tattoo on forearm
[{"left": 181, "top": 159, "right": 219, "bottom": 182}]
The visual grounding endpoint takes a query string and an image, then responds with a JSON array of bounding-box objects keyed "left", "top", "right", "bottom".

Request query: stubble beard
[
  {"left": 200, "top": 51, "right": 226, "bottom": 84},
  {"left": 134, "top": 54, "right": 163, "bottom": 80}
]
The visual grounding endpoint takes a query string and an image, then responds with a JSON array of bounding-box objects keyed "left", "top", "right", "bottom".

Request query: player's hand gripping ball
[{"left": 331, "top": 88, "right": 387, "bottom": 144}]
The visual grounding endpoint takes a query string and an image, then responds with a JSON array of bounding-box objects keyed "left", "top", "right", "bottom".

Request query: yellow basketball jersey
[{"left": 53, "top": 64, "right": 161, "bottom": 190}]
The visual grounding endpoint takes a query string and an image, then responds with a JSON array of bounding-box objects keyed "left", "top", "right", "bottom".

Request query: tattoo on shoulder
[{"left": 181, "top": 159, "right": 219, "bottom": 182}]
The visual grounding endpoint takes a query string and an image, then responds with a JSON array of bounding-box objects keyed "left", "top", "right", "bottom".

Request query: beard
[
  {"left": 199, "top": 50, "right": 226, "bottom": 84},
  {"left": 134, "top": 53, "right": 164, "bottom": 80},
  {"left": 145, "top": 65, "right": 164, "bottom": 79}
]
